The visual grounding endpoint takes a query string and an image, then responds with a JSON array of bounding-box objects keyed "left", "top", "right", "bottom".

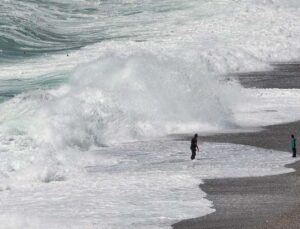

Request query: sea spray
[
  {"left": 34, "top": 50, "right": 244, "bottom": 148},
  {"left": 0, "top": 46, "right": 245, "bottom": 186},
  {"left": 0, "top": 0, "right": 300, "bottom": 188}
]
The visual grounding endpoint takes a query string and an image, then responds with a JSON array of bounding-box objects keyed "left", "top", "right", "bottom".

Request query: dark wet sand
[
  {"left": 173, "top": 63, "right": 300, "bottom": 229},
  {"left": 173, "top": 121, "right": 300, "bottom": 229},
  {"left": 231, "top": 62, "right": 300, "bottom": 89}
]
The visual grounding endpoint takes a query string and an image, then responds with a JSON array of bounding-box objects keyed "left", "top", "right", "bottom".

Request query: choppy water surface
[{"left": 1, "top": 0, "right": 300, "bottom": 228}]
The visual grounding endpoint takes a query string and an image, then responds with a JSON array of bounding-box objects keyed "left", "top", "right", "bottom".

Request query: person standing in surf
[
  {"left": 190, "top": 134, "right": 199, "bottom": 160},
  {"left": 291, "top": 134, "right": 297, "bottom": 158}
]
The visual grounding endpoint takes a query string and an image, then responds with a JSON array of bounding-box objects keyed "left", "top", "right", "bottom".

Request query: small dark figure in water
[
  {"left": 190, "top": 134, "right": 199, "bottom": 160},
  {"left": 291, "top": 134, "right": 297, "bottom": 158}
]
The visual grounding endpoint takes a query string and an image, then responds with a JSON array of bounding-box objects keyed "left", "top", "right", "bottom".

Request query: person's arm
[{"left": 196, "top": 143, "right": 199, "bottom": 152}]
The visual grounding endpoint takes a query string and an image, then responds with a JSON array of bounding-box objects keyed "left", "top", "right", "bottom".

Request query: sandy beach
[
  {"left": 173, "top": 63, "right": 300, "bottom": 229},
  {"left": 232, "top": 62, "right": 300, "bottom": 89}
]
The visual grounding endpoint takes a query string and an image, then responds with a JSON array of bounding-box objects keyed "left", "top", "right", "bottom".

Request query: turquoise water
[
  {"left": 0, "top": 0, "right": 192, "bottom": 59},
  {"left": 0, "top": 0, "right": 197, "bottom": 99}
]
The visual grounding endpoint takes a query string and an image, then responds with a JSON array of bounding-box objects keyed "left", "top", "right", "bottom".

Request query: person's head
[
  {"left": 194, "top": 134, "right": 198, "bottom": 138},
  {"left": 292, "top": 134, "right": 295, "bottom": 138}
]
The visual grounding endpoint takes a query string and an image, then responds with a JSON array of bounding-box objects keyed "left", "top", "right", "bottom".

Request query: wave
[
  {"left": 1, "top": 47, "right": 244, "bottom": 147},
  {"left": 0, "top": 0, "right": 103, "bottom": 57},
  {"left": 0, "top": 0, "right": 193, "bottom": 58},
  {"left": 1, "top": 0, "right": 300, "bottom": 187},
  {"left": 3, "top": 0, "right": 298, "bottom": 60},
  {"left": 0, "top": 44, "right": 246, "bottom": 186},
  {"left": 1, "top": 0, "right": 300, "bottom": 79}
]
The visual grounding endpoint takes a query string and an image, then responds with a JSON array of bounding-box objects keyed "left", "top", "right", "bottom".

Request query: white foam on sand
[
  {"left": 0, "top": 140, "right": 296, "bottom": 229},
  {"left": 235, "top": 88, "right": 300, "bottom": 128}
]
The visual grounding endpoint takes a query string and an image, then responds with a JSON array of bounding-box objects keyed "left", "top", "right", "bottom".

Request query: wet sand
[
  {"left": 173, "top": 63, "right": 300, "bottom": 229},
  {"left": 231, "top": 62, "right": 300, "bottom": 89},
  {"left": 173, "top": 121, "right": 300, "bottom": 229}
]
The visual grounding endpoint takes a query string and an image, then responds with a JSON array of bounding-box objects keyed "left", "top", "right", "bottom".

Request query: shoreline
[
  {"left": 173, "top": 63, "right": 300, "bottom": 229},
  {"left": 173, "top": 120, "right": 300, "bottom": 229},
  {"left": 173, "top": 162, "right": 300, "bottom": 229},
  {"left": 175, "top": 120, "right": 300, "bottom": 152}
]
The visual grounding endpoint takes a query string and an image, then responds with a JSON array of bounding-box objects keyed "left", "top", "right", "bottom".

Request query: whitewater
[{"left": 1, "top": 0, "right": 300, "bottom": 228}]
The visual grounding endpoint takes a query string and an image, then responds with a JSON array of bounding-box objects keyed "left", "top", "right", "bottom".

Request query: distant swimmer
[
  {"left": 190, "top": 134, "right": 199, "bottom": 160},
  {"left": 291, "top": 134, "right": 297, "bottom": 158}
]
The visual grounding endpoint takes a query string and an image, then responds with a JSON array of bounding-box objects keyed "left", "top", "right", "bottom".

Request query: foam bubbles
[
  {"left": 32, "top": 50, "right": 243, "bottom": 148},
  {"left": 0, "top": 141, "right": 296, "bottom": 228}
]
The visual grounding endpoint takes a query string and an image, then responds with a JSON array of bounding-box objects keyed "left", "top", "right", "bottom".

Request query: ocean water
[
  {"left": 1, "top": 0, "right": 300, "bottom": 228},
  {"left": 0, "top": 141, "right": 297, "bottom": 228}
]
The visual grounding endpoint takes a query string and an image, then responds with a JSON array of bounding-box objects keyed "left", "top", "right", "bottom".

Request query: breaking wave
[{"left": 1, "top": 0, "right": 300, "bottom": 186}]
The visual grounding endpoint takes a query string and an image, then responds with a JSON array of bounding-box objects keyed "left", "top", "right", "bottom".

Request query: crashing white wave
[
  {"left": 0, "top": 45, "right": 245, "bottom": 186},
  {"left": 0, "top": 0, "right": 300, "bottom": 189}
]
